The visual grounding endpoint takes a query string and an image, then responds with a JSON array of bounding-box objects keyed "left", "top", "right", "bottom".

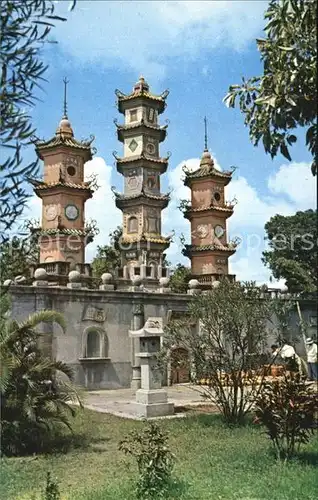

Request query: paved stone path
[
  {"left": 82, "top": 381, "right": 316, "bottom": 420},
  {"left": 83, "top": 384, "right": 209, "bottom": 420}
]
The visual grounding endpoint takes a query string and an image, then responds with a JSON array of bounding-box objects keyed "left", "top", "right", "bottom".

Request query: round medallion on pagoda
[
  {"left": 196, "top": 224, "right": 209, "bottom": 239},
  {"left": 146, "top": 142, "right": 155, "bottom": 155},
  {"left": 65, "top": 204, "right": 79, "bottom": 221},
  {"left": 45, "top": 205, "right": 57, "bottom": 221}
]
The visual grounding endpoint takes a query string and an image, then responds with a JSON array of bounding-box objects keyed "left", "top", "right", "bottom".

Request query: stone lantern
[{"left": 129, "top": 317, "right": 174, "bottom": 418}]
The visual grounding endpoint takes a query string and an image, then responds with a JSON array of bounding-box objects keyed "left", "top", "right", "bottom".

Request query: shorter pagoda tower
[
  {"left": 30, "top": 79, "right": 95, "bottom": 276},
  {"left": 182, "top": 119, "right": 237, "bottom": 287},
  {"left": 113, "top": 76, "right": 171, "bottom": 281}
]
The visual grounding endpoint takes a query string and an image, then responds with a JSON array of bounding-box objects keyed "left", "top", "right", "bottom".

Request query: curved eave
[
  {"left": 121, "top": 235, "right": 171, "bottom": 248},
  {"left": 183, "top": 244, "right": 236, "bottom": 257},
  {"left": 117, "top": 125, "right": 167, "bottom": 143},
  {"left": 184, "top": 171, "right": 232, "bottom": 187},
  {"left": 183, "top": 205, "right": 234, "bottom": 220},
  {"left": 115, "top": 193, "right": 169, "bottom": 210},
  {"left": 116, "top": 154, "right": 169, "bottom": 174},
  {"left": 116, "top": 92, "right": 167, "bottom": 114},
  {"left": 31, "top": 228, "right": 89, "bottom": 237},
  {"left": 34, "top": 136, "right": 94, "bottom": 160},
  {"left": 33, "top": 183, "right": 93, "bottom": 200}
]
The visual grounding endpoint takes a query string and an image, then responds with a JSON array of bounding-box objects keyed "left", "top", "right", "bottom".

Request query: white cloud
[
  {"left": 267, "top": 161, "right": 315, "bottom": 209},
  {"left": 24, "top": 154, "right": 315, "bottom": 285},
  {"left": 164, "top": 158, "right": 316, "bottom": 283},
  {"left": 84, "top": 157, "right": 121, "bottom": 261},
  {"left": 52, "top": 0, "right": 267, "bottom": 79}
]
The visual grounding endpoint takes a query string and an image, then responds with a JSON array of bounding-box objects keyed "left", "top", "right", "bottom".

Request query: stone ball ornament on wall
[
  {"left": 34, "top": 268, "right": 48, "bottom": 280},
  {"left": 188, "top": 278, "right": 200, "bottom": 289},
  {"left": 65, "top": 204, "right": 79, "bottom": 221},
  {"left": 159, "top": 277, "right": 170, "bottom": 288},
  {"left": 101, "top": 273, "right": 113, "bottom": 284},
  {"left": 68, "top": 270, "right": 81, "bottom": 282}
]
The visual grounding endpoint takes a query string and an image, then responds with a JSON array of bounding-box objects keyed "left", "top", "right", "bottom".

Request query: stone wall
[
  {"left": 9, "top": 285, "right": 317, "bottom": 390},
  {"left": 10, "top": 286, "right": 189, "bottom": 390}
]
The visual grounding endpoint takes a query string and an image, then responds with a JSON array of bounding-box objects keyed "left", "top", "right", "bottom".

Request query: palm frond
[{"left": 15, "top": 310, "right": 67, "bottom": 334}]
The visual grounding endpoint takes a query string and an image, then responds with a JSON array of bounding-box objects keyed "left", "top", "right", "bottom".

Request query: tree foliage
[
  {"left": 0, "top": 0, "right": 76, "bottom": 243},
  {"left": 0, "top": 302, "right": 82, "bottom": 456},
  {"left": 262, "top": 210, "right": 317, "bottom": 293},
  {"left": 162, "top": 279, "right": 281, "bottom": 425},
  {"left": 169, "top": 264, "right": 191, "bottom": 293},
  {"left": 91, "top": 226, "right": 122, "bottom": 278},
  {"left": 0, "top": 235, "right": 39, "bottom": 282},
  {"left": 224, "top": 0, "right": 317, "bottom": 175},
  {"left": 162, "top": 280, "right": 301, "bottom": 425}
]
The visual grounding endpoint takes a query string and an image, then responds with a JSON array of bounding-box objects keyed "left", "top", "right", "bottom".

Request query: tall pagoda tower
[
  {"left": 113, "top": 76, "right": 171, "bottom": 280},
  {"left": 182, "top": 119, "right": 237, "bottom": 287},
  {"left": 30, "top": 79, "right": 95, "bottom": 274}
]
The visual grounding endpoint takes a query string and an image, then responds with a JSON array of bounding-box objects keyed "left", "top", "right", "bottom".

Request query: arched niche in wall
[
  {"left": 82, "top": 326, "right": 108, "bottom": 359},
  {"left": 127, "top": 216, "right": 138, "bottom": 233}
]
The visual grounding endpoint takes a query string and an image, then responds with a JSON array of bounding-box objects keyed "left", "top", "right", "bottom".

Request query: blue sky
[{"left": 25, "top": 0, "right": 316, "bottom": 285}]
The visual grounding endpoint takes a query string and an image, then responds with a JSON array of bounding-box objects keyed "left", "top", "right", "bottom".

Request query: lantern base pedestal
[
  {"left": 133, "top": 401, "right": 174, "bottom": 418},
  {"left": 134, "top": 389, "right": 174, "bottom": 417}
]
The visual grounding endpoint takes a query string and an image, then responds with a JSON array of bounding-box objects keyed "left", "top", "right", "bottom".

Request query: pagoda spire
[
  {"left": 204, "top": 116, "right": 208, "bottom": 151},
  {"left": 63, "top": 77, "right": 69, "bottom": 119},
  {"left": 56, "top": 77, "right": 73, "bottom": 137}
]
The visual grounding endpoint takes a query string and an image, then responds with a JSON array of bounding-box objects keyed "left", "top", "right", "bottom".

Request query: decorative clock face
[
  {"left": 196, "top": 224, "right": 209, "bottom": 239},
  {"left": 214, "top": 225, "right": 225, "bottom": 238},
  {"left": 45, "top": 205, "right": 57, "bottom": 221},
  {"left": 65, "top": 204, "right": 79, "bottom": 221}
]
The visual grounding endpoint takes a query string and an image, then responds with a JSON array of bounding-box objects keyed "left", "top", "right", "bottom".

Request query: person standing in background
[
  {"left": 305, "top": 338, "right": 318, "bottom": 381},
  {"left": 279, "top": 340, "right": 302, "bottom": 375}
]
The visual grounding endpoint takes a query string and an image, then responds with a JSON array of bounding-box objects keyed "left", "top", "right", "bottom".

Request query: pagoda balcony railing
[
  {"left": 191, "top": 273, "right": 236, "bottom": 287},
  {"left": 31, "top": 261, "right": 91, "bottom": 278}
]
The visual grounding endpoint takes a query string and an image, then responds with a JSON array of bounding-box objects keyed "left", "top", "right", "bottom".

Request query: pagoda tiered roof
[
  {"left": 30, "top": 227, "right": 90, "bottom": 237},
  {"left": 121, "top": 233, "right": 171, "bottom": 247},
  {"left": 33, "top": 116, "right": 95, "bottom": 160},
  {"left": 183, "top": 203, "right": 234, "bottom": 220},
  {"left": 183, "top": 150, "right": 233, "bottom": 187},
  {"left": 114, "top": 151, "right": 169, "bottom": 174},
  {"left": 115, "top": 152, "right": 169, "bottom": 165},
  {"left": 113, "top": 189, "right": 170, "bottom": 209},
  {"left": 115, "top": 76, "right": 169, "bottom": 114},
  {"left": 30, "top": 179, "right": 93, "bottom": 199},
  {"left": 183, "top": 242, "right": 237, "bottom": 257},
  {"left": 114, "top": 118, "right": 168, "bottom": 142}
]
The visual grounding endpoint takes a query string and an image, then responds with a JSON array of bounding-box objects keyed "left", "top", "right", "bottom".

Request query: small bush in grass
[
  {"left": 43, "top": 472, "right": 60, "bottom": 500},
  {"left": 254, "top": 372, "right": 318, "bottom": 461},
  {"left": 119, "top": 421, "right": 175, "bottom": 499}
]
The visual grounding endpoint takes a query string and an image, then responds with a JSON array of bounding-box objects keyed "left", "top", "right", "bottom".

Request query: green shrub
[
  {"left": 43, "top": 472, "right": 60, "bottom": 500},
  {"left": 119, "top": 421, "right": 175, "bottom": 499},
  {"left": 254, "top": 372, "right": 318, "bottom": 461}
]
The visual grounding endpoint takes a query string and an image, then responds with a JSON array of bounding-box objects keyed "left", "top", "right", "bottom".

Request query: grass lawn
[{"left": 1, "top": 409, "right": 317, "bottom": 500}]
